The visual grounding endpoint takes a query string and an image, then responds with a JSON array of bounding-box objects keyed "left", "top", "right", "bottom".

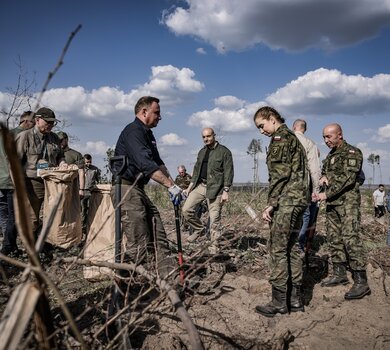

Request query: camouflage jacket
[
  {"left": 175, "top": 173, "right": 192, "bottom": 190},
  {"left": 322, "top": 140, "right": 362, "bottom": 206},
  {"left": 266, "top": 124, "right": 309, "bottom": 207}
]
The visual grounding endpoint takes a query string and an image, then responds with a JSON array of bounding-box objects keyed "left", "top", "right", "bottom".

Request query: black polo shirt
[{"left": 113, "top": 118, "right": 163, "bottom": 185}]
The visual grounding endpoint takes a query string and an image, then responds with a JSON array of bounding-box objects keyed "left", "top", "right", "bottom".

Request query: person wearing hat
[
  {"left": 57, "top": 131, "right": 85, "bottom": 198},
  {"left": 15, "top": 107, "right": 65, "bottom": 260},
  {"left": 12, "top": 111, "right": 36, "bottom": 136}
]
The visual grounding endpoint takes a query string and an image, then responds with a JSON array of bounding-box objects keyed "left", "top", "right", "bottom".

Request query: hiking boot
[
  {"left": 321, "top": 262, "right": 349, "bottom": 287},
  {"left": 344, "top": 270, "right": 371, "bottom": 300},
  {"left": 186, "top": 232, "right": 200, "bottom": 243},
  {"left": 0, "top": 247, "right": 22, "bottom": 259},
  {"left": 255, "top": 286, "right": 288, "bottom": 317},
  {"left": 290, "top": 284, "right": 304, "bottom": 312}
]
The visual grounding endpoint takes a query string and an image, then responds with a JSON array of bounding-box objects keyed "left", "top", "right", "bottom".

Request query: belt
[{"left": 118, "top": 178, "right": 144, "bottom": 188}]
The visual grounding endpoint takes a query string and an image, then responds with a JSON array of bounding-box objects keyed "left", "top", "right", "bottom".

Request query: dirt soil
[{"left": 1, "top": 208, "right": 389, "bottom": 349}]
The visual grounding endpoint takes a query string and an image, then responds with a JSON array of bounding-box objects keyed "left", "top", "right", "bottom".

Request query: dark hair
[
  {"left": 379, "top": 184, "right": 384, "bottom": 187},
  {"left": 253, "top": 106, "right": 285, "bottom": 123},
  {"left": 20, "top": 111, "right": 35, "bottom": 124},
  {"left": 134, "top": 96, "right": 160, "bottom": 115},
  {"left": 84, "top": 154, "right": 92, "bottom": 160}
]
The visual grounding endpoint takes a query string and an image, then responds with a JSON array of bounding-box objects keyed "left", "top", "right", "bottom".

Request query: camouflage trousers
[
  {"left": 268, "top": 205, "right": 305, "bottom": 290},
  {"left": 326, "top": 204, "right": 366, "bottom": 270},
  {"left": 111, "top": 184, "right": 176, "bottom": 279}
]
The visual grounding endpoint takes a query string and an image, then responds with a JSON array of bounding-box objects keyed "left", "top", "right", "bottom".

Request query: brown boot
[
  {"left": 321, "top": 262, "right": 349, "bottom": 287},
  {"left": 255, "top": 286, "right": 288, "bottom": 317},
  {"left": 290, "top": 284, "right": 304, "bottom": 312},
  {"left": 344, "top": 270, "right": 371, "bottom": 300}
]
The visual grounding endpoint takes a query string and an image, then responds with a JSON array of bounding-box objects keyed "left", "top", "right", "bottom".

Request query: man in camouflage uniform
[
  {"left": 253, "top": 106, "right": 309, "bottom": 317},
  {"left": 316, "top": 123, "right": 370, "bottom": 300},
  {"left": 57, "top": 131, "right": 85, "bottom": 198},
  {"left": 174, "top": 165, "right": 191, "bottom": 190}
]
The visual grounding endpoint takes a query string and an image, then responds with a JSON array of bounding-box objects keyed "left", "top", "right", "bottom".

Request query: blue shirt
[{"left": 113, "top": 118, "right": 163, "bottom": 185}]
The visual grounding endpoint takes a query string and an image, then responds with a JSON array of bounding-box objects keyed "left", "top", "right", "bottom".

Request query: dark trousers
[
  {"left": 80, "top": 193, "right": 91, "bottom": 233},
  {"left": 25, "top": 177, "right": 45, "bottom": 236},
  {"left": 0, "top": 189, "right": 18, "bottom": 251},
  {"left": 375, "top": 205, "right": 385, "bottom": 218},
  {"left": 111, "top": 184, "right": 176, "bottom": 279}
]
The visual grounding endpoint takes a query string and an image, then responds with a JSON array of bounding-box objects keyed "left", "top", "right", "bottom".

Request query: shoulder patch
[
  {"left": 348, "top": 158, "right": 357, "bottom": 167},
  {"left": 273, "top": 136, "right": 282, "bottom": 141},
  {"left": 348, "top": 149, "right": 355, "bottom": 154}
]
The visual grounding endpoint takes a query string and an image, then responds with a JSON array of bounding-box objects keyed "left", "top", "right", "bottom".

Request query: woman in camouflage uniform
[{"left": 253, "top": 106, "right": 310, "bottom": 317}]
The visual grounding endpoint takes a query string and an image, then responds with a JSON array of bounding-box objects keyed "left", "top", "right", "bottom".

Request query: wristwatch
[{"left": 223, "top": 187, "right": 230, "bottom": 192}]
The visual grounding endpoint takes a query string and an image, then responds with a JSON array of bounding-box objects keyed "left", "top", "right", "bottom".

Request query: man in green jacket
[{"left": 182, "top": 128, "right": 234, "bottom": 253}]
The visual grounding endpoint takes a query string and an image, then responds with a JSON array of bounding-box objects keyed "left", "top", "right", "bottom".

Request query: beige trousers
[{"left": 182, "top": 183, "right": 223, "bottom": 242}]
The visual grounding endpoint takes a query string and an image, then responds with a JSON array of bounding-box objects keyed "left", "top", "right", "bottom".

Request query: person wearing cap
[
  {"left": 15, "top": 107, "right": 64, "bottom": 255},
  {"left": 12, "top": 111, "right": 36, "bottom": 136},
  {"left": 57, "top": 131, "right": 85, "bottom": 198}
]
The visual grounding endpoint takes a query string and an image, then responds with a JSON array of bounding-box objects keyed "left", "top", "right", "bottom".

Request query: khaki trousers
[{"left": 182, "top": 183, "right": 223, "bottom": 242}]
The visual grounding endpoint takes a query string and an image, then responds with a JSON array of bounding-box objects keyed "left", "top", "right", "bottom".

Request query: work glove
[{"left": 168, "top": 184, "right": 183, "bottom": 206}]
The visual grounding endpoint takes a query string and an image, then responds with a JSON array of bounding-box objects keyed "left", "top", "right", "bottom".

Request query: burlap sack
[
  {"left": 40, "top": 165, "right": 82, "bottom": 248},
  {"left": 83, "top": 184, "right": 126, "bottom": 281}
]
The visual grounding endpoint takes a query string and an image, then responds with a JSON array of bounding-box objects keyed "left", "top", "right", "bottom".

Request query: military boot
[
  {"left": 290, "top": 284, "right": 304, "bottom": 312},
  {"left": 344, "top": 270, "right": 371, "bottom": 300},
  {"left": 321, "top": 262, "right": 349, "bottom": 287},
  {"left": 255, "top": 286, "right": 288, "bottom": 317}
]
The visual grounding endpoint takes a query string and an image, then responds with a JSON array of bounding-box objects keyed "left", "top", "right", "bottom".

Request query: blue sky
[{"left": 1, "top": 0, "right": 390, "bottom": 184}]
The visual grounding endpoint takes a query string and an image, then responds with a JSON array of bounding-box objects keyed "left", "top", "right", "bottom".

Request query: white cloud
[
  {"left": 1, "top": 65, "right": 204, "bottom": 125},
  {"left": 187, "top": 97, "right": 263, "bottom": 132},
  {"left": 196, "top": 47, "right": 207, "bottom": 55},
  {"left": 160, "top": 133, "right": 188, "bottom": 146},
  {"left": 162, "top": 0, "right": 390, "bottom": 52},
  {"left": 376, "top": 124, "right": 390, "bottom": 143},
  {"left": 214, "top": 95, "right": 245, "bottom": 109},
  {"left": 72, "top": 140, "right": 113, "bottom": 157},
  {"left": 356, "top": 142, "right": 389, "bottom": 161},
  {"left": 266, "top": 68, "right": 390, "bottom": 116}
]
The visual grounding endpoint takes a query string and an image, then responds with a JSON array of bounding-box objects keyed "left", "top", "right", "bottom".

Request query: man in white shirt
[
  {"left": 293, "top": 119, "right": 321, "bottom": 252},
  {"left": 373, "top": 184, "right": 385, "bottom": 218}
]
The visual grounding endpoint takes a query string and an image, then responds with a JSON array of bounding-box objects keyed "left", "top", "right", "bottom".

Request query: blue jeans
[
  {"left": 298, "top": 202, "right": 318, "bottom": 251},
  {"left": 0, "top": 189, "right": 18, "bottom": 251}
]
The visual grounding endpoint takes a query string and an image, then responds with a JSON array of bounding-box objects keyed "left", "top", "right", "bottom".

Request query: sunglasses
[{"left": 38, "top": 117, "right": 57, "bottom": 126}]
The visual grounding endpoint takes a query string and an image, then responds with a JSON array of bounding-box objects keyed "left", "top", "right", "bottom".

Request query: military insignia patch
[
  {"left": 273, "top": 136, "right": 281, "bottom": 141},
  {"left": 272, "top": 147, "right": 279, "bottom": 155},
  {"left": 348, "top": 149, "right": 355, "bottom": 154},
  {"left": 348, "top": 158, "right": 357, "bottom": 166}
]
